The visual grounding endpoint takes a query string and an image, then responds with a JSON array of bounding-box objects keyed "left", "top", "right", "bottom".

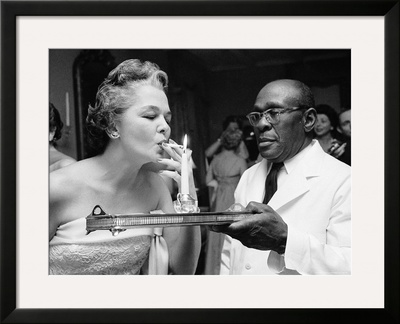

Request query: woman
[
  {"left": 49, "top": 103, "right": 76, "bottom": 172},
  {"left": 204, "top": 128, "right": 247, "bottom": 274},
  {"left": 314, "top": 104, "right": 346, "bottom": 157},
  {"left": 50, "top": 59, "right": 201, "bottom": 275},
  {"left": 205, "top": 115, "right": 249, "bottom": 163}
]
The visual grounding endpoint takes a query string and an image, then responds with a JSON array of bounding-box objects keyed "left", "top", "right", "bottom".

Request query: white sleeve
[{"left": 220, "top": 234, "right": 232, "bottom": 275}]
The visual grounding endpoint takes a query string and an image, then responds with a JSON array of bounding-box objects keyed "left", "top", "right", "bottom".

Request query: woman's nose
[{"left": 158, "top": 117, "right": 170, "bottom": 134}]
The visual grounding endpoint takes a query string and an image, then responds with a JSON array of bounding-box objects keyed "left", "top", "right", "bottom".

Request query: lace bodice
[
  {"left": 50, "top": 236, "right": 151, "bottom": 275},
  {"left": 49, "top": 215, "right": 167, "bottom": 275}
]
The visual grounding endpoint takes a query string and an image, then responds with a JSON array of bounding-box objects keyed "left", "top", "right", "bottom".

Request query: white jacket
[{"left": 220, "top": 140, "right": 351, "bottom": 275}]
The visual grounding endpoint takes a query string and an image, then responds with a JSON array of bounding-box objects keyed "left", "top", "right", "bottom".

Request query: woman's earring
[{"left": 110, "top": 131, "right": 120, "bottom": 139}]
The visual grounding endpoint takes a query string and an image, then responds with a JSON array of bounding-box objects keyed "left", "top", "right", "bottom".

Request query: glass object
[{"left": 246, "top": 107, "right": 305, "bottom": 126}]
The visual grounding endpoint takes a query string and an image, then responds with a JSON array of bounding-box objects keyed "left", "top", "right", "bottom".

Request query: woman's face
[
  {"left": 226, "top": 122, "right": 239, "bottom": 132},
  {"left": 314, "top": 113, "right": 333, "bottom": 137},
  {"left": 116, "top": 84, "right": 171, "bottom": 164}
]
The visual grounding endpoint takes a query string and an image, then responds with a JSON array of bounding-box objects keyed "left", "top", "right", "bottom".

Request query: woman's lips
[{"left": 157, "top": 139, "right": 168, "bottom": 146}]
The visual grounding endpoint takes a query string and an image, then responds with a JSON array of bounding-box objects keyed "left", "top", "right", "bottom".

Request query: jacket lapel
[
  {"left": 246, "top": 159, "right": 269, "bottom": 203},
  {"left": 269, "top": 141, "right": 324, "bottom": 210}
]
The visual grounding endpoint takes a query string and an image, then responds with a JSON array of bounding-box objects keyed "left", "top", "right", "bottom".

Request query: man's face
[
  {"left": 252, "top": 81, "right": 311, "bottom": 163},
  {"left": 338, "top": 110, "right": 351, "bottom": 137}
]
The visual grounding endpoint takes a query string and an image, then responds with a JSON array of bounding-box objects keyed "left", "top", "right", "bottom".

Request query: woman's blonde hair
[{"left": 86, "top": 59, "right": 168, "bottom": 154}]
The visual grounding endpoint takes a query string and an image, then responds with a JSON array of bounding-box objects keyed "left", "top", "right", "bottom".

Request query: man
[
  {"left": 211, "top": 79, "right": 351, "bottom": 275},
  {"left": 336, "top": 108, "right": 351, "bottom": 165}
]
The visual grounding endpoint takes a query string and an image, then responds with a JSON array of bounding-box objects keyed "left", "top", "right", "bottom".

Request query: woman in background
[
  {"left": 49, "top": 103, "right": 76, "bottom": 172},
  {"left": 205, "top": 115, "right": 249, "bottom": 163},
  {"left": 204, "top": 128, "right": 247, "bottom": 275},
  {"left": 314, "top": 104, "right": 346, "bottom": 158},
  {"left": 49, "top": 59, "right": 200, "bottom": 275}
]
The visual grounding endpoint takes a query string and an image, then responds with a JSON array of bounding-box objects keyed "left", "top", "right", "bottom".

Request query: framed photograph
[{"left": 1, "top": 1, "right": 398, "bottom": 323}]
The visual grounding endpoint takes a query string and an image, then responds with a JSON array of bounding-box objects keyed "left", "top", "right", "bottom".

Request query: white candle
[
  {"left": 180, "top": 134, "right": 189, "bottom": 194},
  {"left": 65, "top": 92, "right": 70, "bottom": 126}
]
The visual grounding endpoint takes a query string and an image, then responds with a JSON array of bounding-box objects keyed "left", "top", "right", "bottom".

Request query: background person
[
  {"left": 203, "top": 128, "right": 248, "bottom": 275},
  {"left": 211, "top": 79, "right": 351, "bottom": 275},
  {"left": 335, "top": 107, "right": 351, "bottom": 165},
  {"left": 205, "top": 115, "right": 249, "bottom": 163},
  {"left": 313, "top": 104, "right": 346, "bottom": 158},
  {"left": 49, "top": 103, "right": 76, "bottom": 172},
  {"left": 314, "top": 104, "right": 347, "bottom": 160},
  {"left": 49, "top": 59, "right": 200, "bottom": 275}
]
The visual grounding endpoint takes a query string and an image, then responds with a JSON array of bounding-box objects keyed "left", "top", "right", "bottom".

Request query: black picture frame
[{"left": 1, "top": 1, "right": 398, "bottom": 323}]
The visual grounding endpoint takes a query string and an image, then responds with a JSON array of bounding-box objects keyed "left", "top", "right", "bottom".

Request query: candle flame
[{"left": 183, "top": 134, "right": 187, "bottom": 152}]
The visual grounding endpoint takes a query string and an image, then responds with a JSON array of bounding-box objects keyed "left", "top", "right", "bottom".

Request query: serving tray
[{"left": 86, "top": 205, "right": 252, "bottom": 235}]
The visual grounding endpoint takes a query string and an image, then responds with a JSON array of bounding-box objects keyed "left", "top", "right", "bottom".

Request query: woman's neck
[{"left": 318, "top": 132, "right": 333, "bottom": 142}]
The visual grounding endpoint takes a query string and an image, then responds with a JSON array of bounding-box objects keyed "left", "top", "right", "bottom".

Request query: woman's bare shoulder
[
  {"left": 49, "top": 160, "right": 95, "bottom": 230},
  {"left": 50, "top": 156, "right": 76, "bottom": 172},
  {"left": 49, "top": 162, "right": 80, "bottom": 235},
  {"left": 50, "top": 160, "right": 89, "bottom": 200}
]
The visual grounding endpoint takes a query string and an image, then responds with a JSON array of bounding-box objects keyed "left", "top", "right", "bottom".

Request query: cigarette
[
  {"left": 164, "top": 143, "right": 184, "bottom": 149},
  {"left": 159, "top": 142, "right": 184, "bottom": 149}
]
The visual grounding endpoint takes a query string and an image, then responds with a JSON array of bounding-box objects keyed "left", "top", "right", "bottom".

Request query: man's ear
[
  {"left": 303, "top": 108, "right": 317, "bottom": 133},
  {"left": 337, "top": 126, "right": 343, "bottom": 134}
]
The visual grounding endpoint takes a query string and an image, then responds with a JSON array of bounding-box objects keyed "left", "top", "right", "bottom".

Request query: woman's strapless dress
[{"left": 49, "top": 213, "right": 168, "bottom": 275}]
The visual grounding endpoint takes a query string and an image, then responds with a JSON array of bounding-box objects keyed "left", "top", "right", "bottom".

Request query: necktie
[{"left": 263, "top": 162, "right": 284, "bottom": 204}]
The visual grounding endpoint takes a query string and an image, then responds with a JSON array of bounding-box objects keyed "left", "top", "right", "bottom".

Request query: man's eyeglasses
[{"left": 246, "top": 107, "right": 306, "bottom": 126}]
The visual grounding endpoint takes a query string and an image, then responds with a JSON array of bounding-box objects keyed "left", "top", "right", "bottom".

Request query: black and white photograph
[
  {"left": 1, "top": 1, "right": 398, "bottom": 323},
  {"left": 49, "top": 49, "right": 352, "bottom": 276}
]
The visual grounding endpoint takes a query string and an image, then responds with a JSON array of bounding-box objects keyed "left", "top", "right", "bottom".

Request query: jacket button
[{"left": 245, "top": 263, "right": 251, "bottom": 270}]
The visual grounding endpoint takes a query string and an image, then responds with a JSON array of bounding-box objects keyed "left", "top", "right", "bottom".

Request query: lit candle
[
  {"left": 180, "top": 134, "right": 189, "bottom": 194},
  {"left": 65, "top": 92, "right": 70, "bottom": 127}
]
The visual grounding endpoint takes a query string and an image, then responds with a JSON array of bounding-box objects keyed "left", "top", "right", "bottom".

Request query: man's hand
[{"left": 209, "top": 201, "right": 288, "bottom": 254}]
